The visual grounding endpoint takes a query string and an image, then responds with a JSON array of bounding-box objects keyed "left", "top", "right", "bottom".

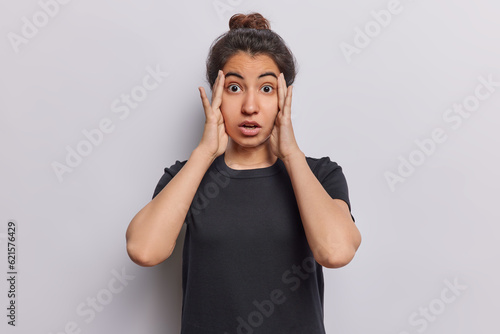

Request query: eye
[
  {"left": 261, "top": 85, "right": 273, "bottom": 93},
  {"left": 228, "top": 84, "right": 241, "bottom": 93}
]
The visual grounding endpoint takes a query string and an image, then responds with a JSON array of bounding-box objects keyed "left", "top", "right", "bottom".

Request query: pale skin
[{"left": 126, "top": 51, "right": 361, "bottom": 268}]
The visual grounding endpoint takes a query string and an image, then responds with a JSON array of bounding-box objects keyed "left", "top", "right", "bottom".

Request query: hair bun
[{"left": 229, "top": 13, "right": 270, "bottom": 30}]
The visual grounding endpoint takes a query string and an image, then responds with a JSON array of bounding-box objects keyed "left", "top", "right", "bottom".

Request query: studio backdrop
[{"left": 1, "top": 0, "right": 499, "bottom": 333}]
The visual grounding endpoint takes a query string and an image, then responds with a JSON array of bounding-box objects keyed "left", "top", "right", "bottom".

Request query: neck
[{"left": 224, "top": 140, "right": 277, "bottom": 170}]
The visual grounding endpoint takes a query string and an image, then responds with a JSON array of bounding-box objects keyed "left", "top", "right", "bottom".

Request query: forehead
[{"left": 223, "top": 52, "right": 279, "bottom": 76}]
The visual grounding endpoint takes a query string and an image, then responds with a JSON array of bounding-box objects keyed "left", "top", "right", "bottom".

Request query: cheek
[
  {"left": 219, "top": 101, "right": 227, "bottom": 117},
  {"left": 264, "top": 94, "right": 278, "bottom": 108},
  {"left": 220, "top": 97, "right": 231, "bottom": 112},
  {"left": 220, "top": 104, "right": 228, "bottom": 118},
  {"left": 220, "top": 99, "right": 239, "bottom": 118},
  {"left": 264, "top": 99, "right": 279, "bottom": 115},
  {"left": 219, "top": 106, "right": 234, "bottom": 127}
]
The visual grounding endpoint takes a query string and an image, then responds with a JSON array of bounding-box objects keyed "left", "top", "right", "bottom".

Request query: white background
[{"left": 1, "top": 0, "right": 499, "bottom": 333}]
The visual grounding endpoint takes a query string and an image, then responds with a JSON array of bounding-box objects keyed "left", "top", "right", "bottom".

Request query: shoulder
[
  {"left": 305, "top": 156, "right": 353, "bottom": 217},
  {"left": 152, "top": 159, "right": 188, "bottom": 199},
  {"left": 163, "top": 159, "right": 188, "bottom": 176},
  {"left": 305, "top": 156, "right": 342, "bottom": 181}
]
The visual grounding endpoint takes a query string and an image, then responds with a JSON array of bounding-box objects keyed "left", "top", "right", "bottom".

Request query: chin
[{"left": 231, "top": 137, "right": 271, "bottom": 149}]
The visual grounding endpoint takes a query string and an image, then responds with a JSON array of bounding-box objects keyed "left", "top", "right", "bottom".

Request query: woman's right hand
[{"left": 197, "top": 70, "right": 228, "bottom": 161}]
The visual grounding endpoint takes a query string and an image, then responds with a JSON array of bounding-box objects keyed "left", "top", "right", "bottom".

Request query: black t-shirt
[{"left": 152, "top": 152, "right": 354, "bottom": 334}]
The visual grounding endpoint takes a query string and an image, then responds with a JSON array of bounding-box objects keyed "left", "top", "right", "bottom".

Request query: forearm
[
  {"left": 126, "top": 147, "right": 214, "bottom": 266},
  {"left": 283, "top": 152, "right": 361, "bottom": 268}
]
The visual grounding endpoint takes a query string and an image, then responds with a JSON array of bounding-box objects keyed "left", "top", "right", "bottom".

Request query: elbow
[
  {"left": 126, "top": 243, "right": 158, "bottom": 267},
  {"left": 127, "top": 252, "right": 158, "bottom": 268},
  {"left": 316, "top": 231, "right": 362, "bottom": 269},
  {"left": 125, "top": 218, "right": 176, "bottom": 267},
  {"left": 316, "top": 250, "right": 354, "bottom": 269},
  {"left": 316, "top": 242, "right": 360, "bottom": 269},
  {"left": 126, "top": 241, "right": 175, "bottom": 267}
]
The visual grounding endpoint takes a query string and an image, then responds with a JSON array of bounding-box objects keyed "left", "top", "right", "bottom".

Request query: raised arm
[
  {"left": 283, "top": 153, "right": 361, "bottom": 268},
  {"left": 126, "top": 149, "right": 215, "bottom": 266},
  {"left": 270, "top": 73, "right": 361, "bottom": 268},
  {"left": 126, "top": 70, "right": 228, "bottom": 267}
]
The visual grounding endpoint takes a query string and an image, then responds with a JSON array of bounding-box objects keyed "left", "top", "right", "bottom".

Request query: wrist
[
  {"left": 192, "top": 146, "right": 218, "bottom": 166},
  {"left": 282, "top": 150, "right": 305, "bottom": 167}
]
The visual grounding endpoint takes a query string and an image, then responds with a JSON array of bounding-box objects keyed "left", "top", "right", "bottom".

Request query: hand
[
  {"left": 270, "top": 73, "right": 303, "bottom": 162},
  {"left": 197, "top": 70, "right": 228, "bottom": 161}
]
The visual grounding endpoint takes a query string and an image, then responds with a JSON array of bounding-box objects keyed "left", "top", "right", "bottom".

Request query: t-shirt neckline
[{"left": 215, "top": 152, "right": 282, "bottom": 178}]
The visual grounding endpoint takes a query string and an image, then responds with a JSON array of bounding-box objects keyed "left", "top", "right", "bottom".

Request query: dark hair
[{"left": 206, "top": 12, "right": 297, "bottom": 91}]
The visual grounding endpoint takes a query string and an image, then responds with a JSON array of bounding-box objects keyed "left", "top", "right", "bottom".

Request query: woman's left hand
[{"left": 270, "top": 73, "right": 303, "bottom": 162}]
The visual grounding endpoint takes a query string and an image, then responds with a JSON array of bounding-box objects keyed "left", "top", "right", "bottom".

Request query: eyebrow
[{"left": 224, "top": 71, "right": 278, "bottom": 80}]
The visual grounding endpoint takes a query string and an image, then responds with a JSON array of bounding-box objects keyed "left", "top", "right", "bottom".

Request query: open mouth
[{"left": 239, "top": 124, "right": 261, "bottom": 136}]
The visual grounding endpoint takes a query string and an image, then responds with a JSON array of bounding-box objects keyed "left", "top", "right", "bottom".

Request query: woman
[{"left": 126, "top": 12, "right": 361, "bottom": 333}]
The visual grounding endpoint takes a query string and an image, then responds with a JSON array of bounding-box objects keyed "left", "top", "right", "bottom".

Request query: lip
[
  {"left": 238, "top": 120, "right": 261, "bottom": 127},
  {"left": 238, "top": 121, "right": 261, "bottom": 136}
]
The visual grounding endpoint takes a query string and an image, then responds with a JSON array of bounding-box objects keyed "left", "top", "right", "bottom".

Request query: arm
[
  {"left": 271, "top": 73, "right": 361, "bottom": 269},
  {"left": 126, "top": 70, "right": 228, "bottom": 267},
  {"left": 126, "top": 148, "right": 214, "bottom": 267},
  {"left": 283, "top": 152, "right": 361, "bottom": 269}
]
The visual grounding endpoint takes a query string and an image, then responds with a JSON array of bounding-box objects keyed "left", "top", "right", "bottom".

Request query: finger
[
  {"left": 199, "top": 87, "right": 211, "bottom": 117},
  {"left": 212, "top": 70, "right": 221, "bottom": 92},
  {"left": 278, "top": 73, "right": 286, "bottom": 113},
  {"left": 212, "top": 70, "right": 225, "bottom": 109},
  {"left": 284, "top": 85, "right": 293, "bottom": 118}
]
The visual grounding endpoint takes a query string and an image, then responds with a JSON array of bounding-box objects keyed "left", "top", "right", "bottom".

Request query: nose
[{"left": 241, "top": 89, "right": 259, "bottom": 115}]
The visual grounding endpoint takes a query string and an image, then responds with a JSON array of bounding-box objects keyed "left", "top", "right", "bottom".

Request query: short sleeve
[
  {"left": 152, "top": 160, "right": 188, "bottom": 200},
  {"left": 308, "top": 156, "right": 355, "bottom": 222}
]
